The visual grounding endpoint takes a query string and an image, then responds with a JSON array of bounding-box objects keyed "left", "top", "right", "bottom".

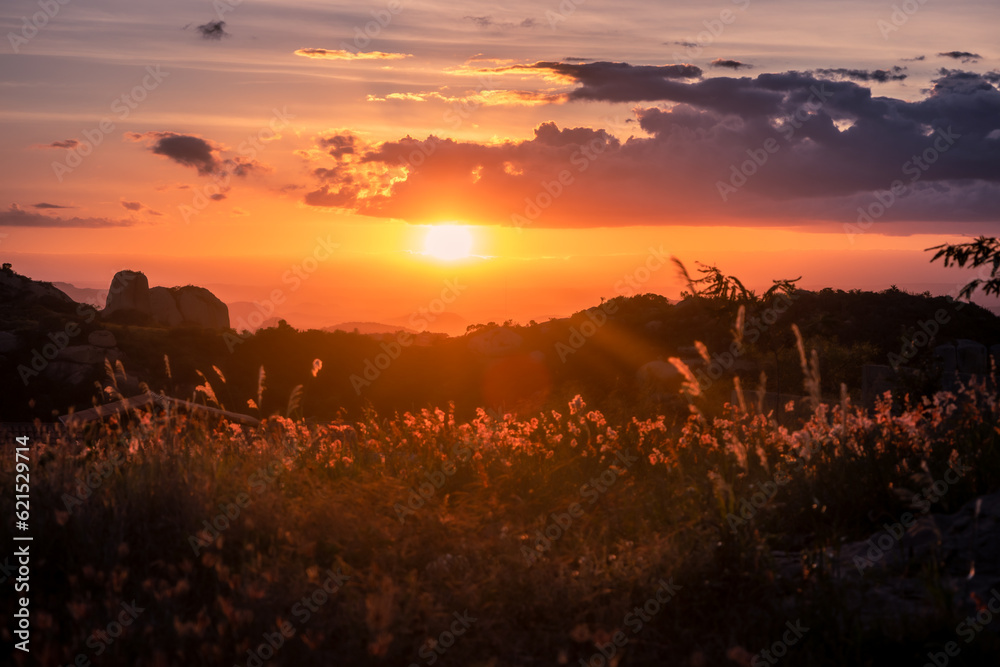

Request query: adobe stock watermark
[
  {"left": 579, "top": 578, "right": 682, "bottom": 667},
  {"left": 336, "top": 0, "right": 405, "bottom": 55},
  {"left": 877, "top": 0, "right": 931, "bottom": 39},
  {"left": 717, "top": 84, "right": 834, "bottom": 201},
  {"left": 853, "top": 457, "right": 971, "bottom": 573},
  {"left": 393, "top": 458, "right": 458, "bottom": 523},
  {"left": 180, "top": 107, "right": 295, "bottom": 223},
  {"left": 7, "top": 0, "right": 71, "bottom": 53},
  {"left": 237, "top": 569, "right": 351, "bottom": 667},
  {"left": 510, "top": 116, "right": 622, "bottom": 230},
  {"left": 188, "top": 459, "right": 285, "bottom": 555},
  {"left": 224, "top": 234, "right": 339, "bottom": 351},
  {"left": 522, "top": 450, "right": 638, "bottom": 563},
  {"left": 51, "top": 66, "right": 169, "bottom": 182},
  {"left": 391, "top": 73, "right": 500, "bottom": 174},
  {"left": 678, "top": 291, "right": 799, "bottom": 392},
  {"left": 844, "top": 127, "right": 960, "bottom": 242},
  {"left": 555, "top": 245, "right": 670, "bottom": 362},
  {"left": 545, "top": 0, "right": 587, "bottom": 29},
  {"left": 407, "top": 610, "right": 477, "bottom": 667},
  {"left": 349, "top": 278, "right": 466, "bottom": 394},
  {"left": 670, "top": 0, "right": 751, "bottom": 62},
  {"left": 750, "top": 619, "right": 810, "bottom": 666},
  {"left": 17, "top": 271, "right": 139, "bottom": 385},
  {"left": 921, "top": 588, "right": 1000, "bottom": 667}
]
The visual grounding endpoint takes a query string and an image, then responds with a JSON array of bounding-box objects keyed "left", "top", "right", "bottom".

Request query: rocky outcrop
[
  {"left": 87, "top": 330, "right": 117, "bottom": 348},
  {"left": 102, "top": 271, "right": 229, "bottom": 329},
  {"left": 173, "top": 286, "right": 229, "bottom": 329},
  {"left": 149, "top": 287, "right": 183, "bottom": 327},
  {"left": 104, "top": 270, "right": 151, "bottom": 314}
]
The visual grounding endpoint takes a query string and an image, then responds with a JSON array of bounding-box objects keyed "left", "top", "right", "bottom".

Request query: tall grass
[{"left": 4, "top": 378, "right": 1000, "bottom": 665}]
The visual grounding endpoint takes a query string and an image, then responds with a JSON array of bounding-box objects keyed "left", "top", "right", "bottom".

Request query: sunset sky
[{"left": 2, "top": 0, "right": 999, "bottom": 332}]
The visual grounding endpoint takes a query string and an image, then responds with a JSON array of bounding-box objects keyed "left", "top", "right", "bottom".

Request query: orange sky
[{"left": 2, "top": 0, "right": 999, "bottom": 331}]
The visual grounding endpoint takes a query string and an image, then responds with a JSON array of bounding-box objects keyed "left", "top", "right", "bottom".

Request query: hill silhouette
[{"left": 2, "top": 264, "right": 999, "bottom": 423}]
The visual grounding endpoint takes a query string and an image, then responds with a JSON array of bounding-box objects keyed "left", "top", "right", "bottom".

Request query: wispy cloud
[
  {"left": 0, "top": 204, "right": 136, "bottom": 228},
  {"left": 294, "top": 48, "right": 412, "bottom": 61},
  {"left": 710, "top": 59, "right": 753, "bottom": 70}
]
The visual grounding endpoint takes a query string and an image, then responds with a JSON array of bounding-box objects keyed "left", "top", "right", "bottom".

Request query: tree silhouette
[{"left": 927, "top": 236, "right": 1000, "bottom": 299}]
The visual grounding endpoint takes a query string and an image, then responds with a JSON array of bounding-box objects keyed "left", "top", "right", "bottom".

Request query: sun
[{"left": 423, "top": 224, "right": 474, "bottom": 260}]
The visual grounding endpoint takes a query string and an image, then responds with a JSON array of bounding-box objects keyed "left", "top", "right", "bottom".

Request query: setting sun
[{"left": 423, "top": 224, "right": 474, "bottom": 261}]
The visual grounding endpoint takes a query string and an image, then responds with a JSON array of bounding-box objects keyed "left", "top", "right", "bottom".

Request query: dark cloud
[
  {"left": 669, "top": 41, "right": 699, "bottom": 48},
  {"left": 126, "top": 131, "right": 219, "bottom": 174},
  {"left": 209, "top": 193, "right": 226, "bottom": 201},
  {"left": 34, "top": 139, "right": 79, "bottom": 149},
  {"left": 902, "top": 55, "right": 926, "bottom": 62},
  {"left": 32, "top": 202, "right": 74, "bottom": 209},
  {"left": 120, "top": 199, "right": 163, "bottom": 216},
  {"left": 463, "top": 15, "right": 535, "bottom": 29},
  {"left": 711, "top": 59, "right": 753, "bottom": 70},
  {"left": 0, "top": 204, "right": 135, "bottom": 228},
  {"left": 814, "top": 66, "right": 907, "bottom": 82},
  {"left": 301, "top": 67, "right": 1000, "bottom": 228},
  {"left": 317, "top": 133, "right": 358, "bottom": 159},
  {"left": 489, "top": 61, "right": 703, "bottom": 103},
  {"left": 563, "top": 57, "right": 591, "bottom": 63},
  {"left": 938, "top": 51, "right": 981, "bottom": 63},
  {"left": 197, "top": 20, "right": 229, "bottom": 40},
  {"left": 126, "top": 131, "right": 269, "bottom": 181}
]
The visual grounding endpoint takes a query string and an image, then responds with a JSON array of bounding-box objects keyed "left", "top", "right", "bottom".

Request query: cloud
[
  {"left": 814, "top": 66, "right": 907, "bottom": 82},
  {"left": 120, "top": 199, "right": 163, "bottom": 216},
  {"left": 711, "top": 59, "right": 753, "bottom": 70},
  {"left": 938, "top": 51, "right": 981, "bottom": 63},
  {"left": 32, "top": 202, "right": 74, "bottom": 209},
  {"left": 463, "top": 15, "right": 535, "bottom": 29},
  {"left": 34, "top": 139, "right": 79, "bottom": 149},
  {"left": 366, "top": 89, "right": 559, "bottom": 106},
  {"left": 127, "top": 131, "right": 219, "bottom": 174},
  {"left": 0, "top": 204, "right": 136, "bottom": 228},
  {"left": 295, "top": 48, "right": 411, "bottom": 61},
  {"left": 483, "top": 61, "right": 704, "bottom": 101},
  {"left": 902, "top": 55, "right": 926, "bottom": 62},
  {"left": 197, "top": 20, "right": 229, "bottom": 40},
  {"left": 126, "top": 132, "right": 270, "bottom": 178},
  {"left": 300, "top": 67, "right": 1000, "bottom": 229}
]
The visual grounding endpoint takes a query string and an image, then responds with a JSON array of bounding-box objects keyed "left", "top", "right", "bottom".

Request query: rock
[
  {"left": 956, "top": 339, "right": 987, "bottom": 376},
  {"left": 104, "top": 270, "right": 151, "bottom": 314},
  {"left": 56, "top": 345, "right": 111, "bottom": 365},
  {"left": 173, "top": 286, "right": 230, "bottom": 328},
  {"left": 87, "top": 330, "right": 117, "bottom": 348},
  {"left": 933, "top": 344, "right": 957, "bottom": 376},
  {"left": 149, "top": 287, "right": 183, "bottom": 327},
  {"left": 0, "top": 331, "right": 18, "bottom": 353},
  {"left": 101, "top": 270, "right": 229, "bottom": 329}
]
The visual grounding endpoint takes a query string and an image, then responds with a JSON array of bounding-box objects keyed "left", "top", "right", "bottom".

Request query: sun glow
[{"left": 423, "top": 224, "right": 474, "bottom": 260}]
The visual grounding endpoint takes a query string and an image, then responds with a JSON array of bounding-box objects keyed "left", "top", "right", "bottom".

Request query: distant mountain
[
  {"left": 387, "top": 311, "right": 466, "bottom": 336},
  {"left": 52, "top": 282, "right": 106, "bottom": 308},
  {"left": 323, "top": 321, "right": 418, "bottom": 335}
]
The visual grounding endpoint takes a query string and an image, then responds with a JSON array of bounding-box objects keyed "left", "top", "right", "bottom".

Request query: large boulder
[
  {"left": 87, "top": 330, "right": 117, "bottom": 348},
  {"left": 149, "top": 287, "right": 183, "bottom": 327},
  {"left": 104, "top": 270, "right": 150, "bottom": 314},
  {"left": 173, "top": 286, "right": 229, "bottom": 329},
  {"left": 100, "top": 271, "right": 229, "bottom": 329}
]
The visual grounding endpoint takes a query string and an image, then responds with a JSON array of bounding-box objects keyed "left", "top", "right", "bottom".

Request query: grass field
[{"left": 5, "top": 380, "right": 1000, "bottom": 666}]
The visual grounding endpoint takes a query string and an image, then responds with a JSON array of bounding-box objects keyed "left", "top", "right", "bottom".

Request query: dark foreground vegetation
[{"left": 4, "top": 380, "right": 1000, "bottom": 666}]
